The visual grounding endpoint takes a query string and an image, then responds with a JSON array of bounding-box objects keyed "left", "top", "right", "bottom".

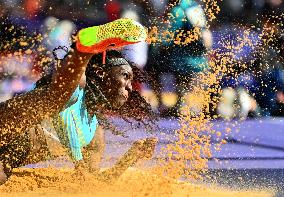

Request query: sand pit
[{"left": 0, "top": 167, "right": 273, "bottom": 197}]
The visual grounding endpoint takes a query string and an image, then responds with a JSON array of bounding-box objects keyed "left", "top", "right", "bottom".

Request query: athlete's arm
[
  {"left": 0, "top": 47, "right": 92, "bottom": 141},
  {"left": 76, "top": 126, "right": 106, "bottom": 173},
  {"left": 96, "top": 137, "right": 157, "bottom": 182}
]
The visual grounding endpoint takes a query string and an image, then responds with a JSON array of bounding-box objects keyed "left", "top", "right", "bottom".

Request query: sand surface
[{"left": 0, "top": 167, "right": 273, "bottom": 197}]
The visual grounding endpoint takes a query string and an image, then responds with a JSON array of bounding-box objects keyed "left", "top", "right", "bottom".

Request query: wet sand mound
[{"left": 0, "top": 167, "right": 273, "bottom": 197}]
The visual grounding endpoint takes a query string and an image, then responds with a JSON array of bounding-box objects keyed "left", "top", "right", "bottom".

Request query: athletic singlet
[{"left": 53, "top": 86, "right": 98, "bottom": 161}]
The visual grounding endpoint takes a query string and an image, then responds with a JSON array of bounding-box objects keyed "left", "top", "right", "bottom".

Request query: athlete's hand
[{"left": 132, "top": 137, "right": 157, "bottom": 160}]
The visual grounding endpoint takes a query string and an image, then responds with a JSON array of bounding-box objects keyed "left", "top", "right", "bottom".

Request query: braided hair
[{"left": 84, "top": 50, "right": 157, "bottom": 137}]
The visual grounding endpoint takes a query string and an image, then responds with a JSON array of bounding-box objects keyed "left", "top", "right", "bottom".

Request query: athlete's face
[{"left": 101, "top": 63, "right": 133, "bottom": 109}]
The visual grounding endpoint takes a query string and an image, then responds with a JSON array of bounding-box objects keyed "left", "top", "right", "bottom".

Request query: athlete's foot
[{"left": 0, "top": 163, "right": 8, "bottom": 185}]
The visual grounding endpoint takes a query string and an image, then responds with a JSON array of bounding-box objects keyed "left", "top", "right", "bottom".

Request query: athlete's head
[
  {"left": 85, "top": 50, "right": 156, "bottom": 136},
  {"left": 36, "top": 49, "right": 155, "bottom": 135},
  {"left": 85, "top": 50, "right": 134, "bottom": 109}
]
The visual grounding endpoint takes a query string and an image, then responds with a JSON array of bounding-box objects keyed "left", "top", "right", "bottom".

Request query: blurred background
[
  {"left": 1, "top": 0, "right": 284, "bottom": 192},
  {"left": 0, "top": 0, "right": 283, "bottom": 120}
]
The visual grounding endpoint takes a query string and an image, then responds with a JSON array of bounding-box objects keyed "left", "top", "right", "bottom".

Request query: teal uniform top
[{"left": 54, "top": 86, "right": 98, "bottom": 161}]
